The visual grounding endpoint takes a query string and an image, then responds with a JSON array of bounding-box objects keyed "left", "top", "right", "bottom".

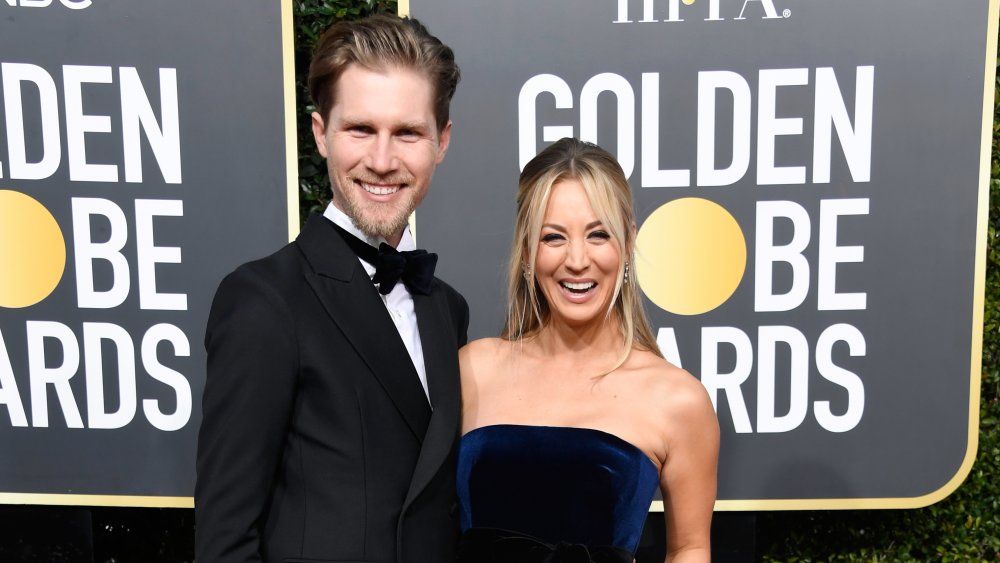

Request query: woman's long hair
[{"left": 501, "top": 138, "right": 662, "bottom": 368}]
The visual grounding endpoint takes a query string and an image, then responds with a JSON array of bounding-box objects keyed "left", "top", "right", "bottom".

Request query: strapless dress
[{"left": 456, "top": 424, "right": 660, "bottom": 563}]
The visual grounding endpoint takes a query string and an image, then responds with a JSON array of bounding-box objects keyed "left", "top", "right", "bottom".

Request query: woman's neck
[{"left": 528, "top": 314, "right": 626, "bottom": 368}]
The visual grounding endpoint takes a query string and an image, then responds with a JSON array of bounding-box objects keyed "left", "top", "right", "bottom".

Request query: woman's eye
[
  {"left": 541, "top": 233, "right": 565, "bottom": 243},
  {"left": 588, "top": 230, "right": 611, "bottom": 240}
]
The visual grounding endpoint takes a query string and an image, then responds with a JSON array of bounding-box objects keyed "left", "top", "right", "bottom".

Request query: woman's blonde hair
[{"left": 502, "top": 138, "right": 661, "bottom": 366}]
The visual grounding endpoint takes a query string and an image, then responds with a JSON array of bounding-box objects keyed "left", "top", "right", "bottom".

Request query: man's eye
[{"left": 399, "top": 130, "right": 426, "bottom": 143}]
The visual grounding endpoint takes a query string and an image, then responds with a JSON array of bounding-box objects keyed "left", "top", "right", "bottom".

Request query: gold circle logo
[
  {"left": 636, "top": 197, "right": 746, "bottom": 315},
  {"left": 0, "top": 190, "right": 66, "bottom": 308}
]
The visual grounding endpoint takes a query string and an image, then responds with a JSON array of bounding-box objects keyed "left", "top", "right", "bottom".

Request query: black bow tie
[{"left": 331, "top": 222, "right": 437, "bottom": 295}]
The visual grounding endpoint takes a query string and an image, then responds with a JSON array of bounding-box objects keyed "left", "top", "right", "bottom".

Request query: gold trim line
[
  {"left": 283, "top": 0, "right": 300, "bottom": 241},
  {"left": 0, "top": 493, "right": 193, "bottom": 508}
]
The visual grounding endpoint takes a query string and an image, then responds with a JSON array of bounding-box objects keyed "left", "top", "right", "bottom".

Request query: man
[{"left": 195, "top": 15, "right": 467, "bottom": 563}]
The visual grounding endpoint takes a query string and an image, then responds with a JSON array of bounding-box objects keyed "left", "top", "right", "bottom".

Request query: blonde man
[{"left": 196, "top": 15, "right": 467, "bottom": 563}]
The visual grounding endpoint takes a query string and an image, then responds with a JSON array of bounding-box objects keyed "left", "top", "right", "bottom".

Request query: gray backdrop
[
  {"left": 0, "top": 0, "right": 290, "bottom": 502},
  {"left": 413, "top": 0, "right": 994, "bottom": 506}
]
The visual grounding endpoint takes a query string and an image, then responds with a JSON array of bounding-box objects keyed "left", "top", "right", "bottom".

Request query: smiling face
[
  {"left": 533, "top": 178, "right": 623, "bottom": 329},
  {"left": 311, "top": 64, "right": 451, "bottom": 246}
]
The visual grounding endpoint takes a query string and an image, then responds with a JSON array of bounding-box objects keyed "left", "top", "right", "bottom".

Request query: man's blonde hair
[{"left": 308, "top": 14, "right": 460, "bottom": 132}]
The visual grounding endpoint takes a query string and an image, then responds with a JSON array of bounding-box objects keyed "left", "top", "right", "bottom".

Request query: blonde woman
[{"left": 456, "top": 138, "right": 719, "bottom": 563}]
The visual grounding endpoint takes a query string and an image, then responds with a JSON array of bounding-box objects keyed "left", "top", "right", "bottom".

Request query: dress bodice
[{"left": 456, "top": 424, "right": 660, "bottom": 555}]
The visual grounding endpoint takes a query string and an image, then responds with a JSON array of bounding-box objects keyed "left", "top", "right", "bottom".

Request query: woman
[{"left": 456, "top": 138, "right": 719, "bottom": 563}]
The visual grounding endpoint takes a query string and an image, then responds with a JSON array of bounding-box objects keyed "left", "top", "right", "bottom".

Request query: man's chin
[
  {"left": 337, "top": 196, "right": 410, "bottom": 240},
  {"left": 354, "top": 212, "right": 410, "bottom": 242}
]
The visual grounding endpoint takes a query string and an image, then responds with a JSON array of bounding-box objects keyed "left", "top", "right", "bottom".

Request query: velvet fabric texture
[
  {"left": 456, "top": 425, "right": 659, "bottom": 560},
  {"left": 456, "top": 527, "right": 634, "bottom": 563}
]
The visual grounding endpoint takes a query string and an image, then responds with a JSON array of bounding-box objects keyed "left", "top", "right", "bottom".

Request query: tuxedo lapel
[
  {"left": 296, "top": 215, "right": 431, "bottom": 442},
  {"left": 402, "top": 289, "right": 461, "bottom": 511}
]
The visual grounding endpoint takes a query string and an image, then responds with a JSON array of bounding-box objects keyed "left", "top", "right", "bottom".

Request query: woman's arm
[{"left": 659, "top": 376, "right": 720, "bottom": 563}]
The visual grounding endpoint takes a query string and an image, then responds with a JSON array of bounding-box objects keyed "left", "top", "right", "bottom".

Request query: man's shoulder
[
  {"left": 209, "top": 238, "right": 318, "bottom": 310},
  {"left": 236, "top": 240, "right": 305, "bottom": 276},
  {"left": 431, "top": 274, "right": 465, "bottom": 303},
  {"left": 430, "top": 274, "right": 470, "bottom": 319},
  {"left": 428, "top": 274, "right": 470, "bottom": 342},
  {"left": 220, "top": 240, "right": 307, "bottom": 291}
]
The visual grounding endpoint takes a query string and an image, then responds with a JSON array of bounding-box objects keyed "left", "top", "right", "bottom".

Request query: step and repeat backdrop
[
  {"left": 411, "top": 0, "right": 998, "bottom": 508},
  {"left": 0, "top": 1, "right": 294, "bottom": 506},
  {"left": 0, "top": 0, "right": 996, "bottom": 511}
]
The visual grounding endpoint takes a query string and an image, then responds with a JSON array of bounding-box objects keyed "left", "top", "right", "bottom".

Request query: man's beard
[
  {"left": 337, "top": 185, "right": 416, "bottom": 242},
  {"left": 348, "top": 199, "right": 411, "bottom": 241}
]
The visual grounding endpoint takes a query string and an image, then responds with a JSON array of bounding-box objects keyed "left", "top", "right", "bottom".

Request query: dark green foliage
[{"left": 758, "top": 50, "right": 1000, "bottom": 563}]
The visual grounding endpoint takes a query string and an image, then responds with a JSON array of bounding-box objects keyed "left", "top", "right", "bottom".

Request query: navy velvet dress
[{"left": 456, "top": 424, "right": 660, "bottom": 563}]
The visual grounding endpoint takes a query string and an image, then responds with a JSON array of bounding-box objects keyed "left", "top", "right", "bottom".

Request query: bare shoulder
[
  {"left": 628, "top": 351, "right": 716, "bottom": 424},
  {"left": 459, "top": 338, "right": 513, "bottom": 430},
  {"left": 460, "top": 337, "right": 508, "bottom": 368},
  {"left": 460, "top": 337, "right": 514, "bottom": 385}
]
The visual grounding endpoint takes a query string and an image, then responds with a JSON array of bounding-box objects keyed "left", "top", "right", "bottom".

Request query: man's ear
[
  {"left": 435, "top": 120, "right": 453, "bottom": 165},
  {"left": 311, "top": 111, "right": 329, "bottom": 158}
]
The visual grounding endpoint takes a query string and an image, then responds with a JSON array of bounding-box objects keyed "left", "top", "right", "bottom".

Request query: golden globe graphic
[
  {"left": 0, "top": 190, "right": 66, "bottom": 309},
  {"left": 635, "top": 197, "right": 746, "bottom": 316}
]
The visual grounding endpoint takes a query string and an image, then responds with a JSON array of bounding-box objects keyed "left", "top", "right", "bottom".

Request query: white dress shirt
[{"left": 323, "top": 203, "right": 430, "bottom": 403}]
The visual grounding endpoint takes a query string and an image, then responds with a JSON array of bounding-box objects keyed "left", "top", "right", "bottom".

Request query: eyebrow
[
  {"left": 337, "top": 116, "right": 370, "bottom": 127},
  {"left": 541, "top": 220, "right": 604, "bottom": 232},
  {"left": 339, "top": 117, "right": 430, "bottom": 132},
  {"left": 396, "top": 120, "right": 430, "bottom": 131}
]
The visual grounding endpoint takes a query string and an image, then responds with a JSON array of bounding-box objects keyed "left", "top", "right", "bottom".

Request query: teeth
[
  {"left": 561, "top": 281, "right": 595, "bottom": 291},
  {"left": 361, "top": 183, "right": 399, "bottom": 196}
]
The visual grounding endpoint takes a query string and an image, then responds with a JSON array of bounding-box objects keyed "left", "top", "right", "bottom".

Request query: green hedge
[{"left": 293, "top": 4, "right": 1000, "bottom": 561}]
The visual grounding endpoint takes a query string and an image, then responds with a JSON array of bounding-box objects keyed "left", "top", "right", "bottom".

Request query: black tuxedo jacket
[{"left": 195, "top": 214, "right": 469, "bottom": 563}]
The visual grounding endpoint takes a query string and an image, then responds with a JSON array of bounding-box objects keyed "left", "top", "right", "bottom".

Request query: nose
[
  {"left": 563, "top": 239, "right": 591, "bottom": 273},
  {"left": 367, "top": 134, "right": 398, "bottom": 175}
]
